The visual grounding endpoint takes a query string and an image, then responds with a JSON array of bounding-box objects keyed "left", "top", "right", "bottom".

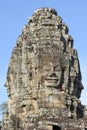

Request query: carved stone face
[
  {"left": 37, "top": 55, "right": 63, "bottom": 89},
  {"left": 44, "top": 63, "right": 62, "bottom": 88}
]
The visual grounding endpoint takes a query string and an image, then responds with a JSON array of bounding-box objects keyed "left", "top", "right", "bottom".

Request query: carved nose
[
  {"left": 51, "top": 66, "right": 55, "bottom": 73},
  {"left": 48, "top": 73, "right": 57, "bottom": 77}
]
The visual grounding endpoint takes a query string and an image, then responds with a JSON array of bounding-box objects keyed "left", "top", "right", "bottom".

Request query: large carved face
[
  {"left": 37, "top": 54, "right": 63, "bottom": 89},
  {"left": 28, "top": 44, "right": 64, "bottom": 91}
]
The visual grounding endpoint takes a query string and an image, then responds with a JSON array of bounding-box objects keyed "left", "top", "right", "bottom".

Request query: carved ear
[
  {"left": 58, "top": 58, "right": 65, "bottom": 70},
  {"left": 29, "top": 72, "right": 32, "bottom": 80},
  {"left": 41, "top": 76, "right": 45, "bottom": 83}
]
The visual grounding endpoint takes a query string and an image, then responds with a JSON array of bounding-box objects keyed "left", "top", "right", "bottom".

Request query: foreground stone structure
[{"left": 2, "top": 8, "right": 87, "bottom": 130}]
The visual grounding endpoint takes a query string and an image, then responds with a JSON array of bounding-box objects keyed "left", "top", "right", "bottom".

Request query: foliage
[
  {"left": 0, "top": 102, "right": 8, "bottom": 115},
  {"left": 0, "top": 120, "right": 1, "bottom": 126}
]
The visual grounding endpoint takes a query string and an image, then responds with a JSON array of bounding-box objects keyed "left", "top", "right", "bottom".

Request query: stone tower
[{"left": 2, "top": 8, "right": 87, "bottom": 130}]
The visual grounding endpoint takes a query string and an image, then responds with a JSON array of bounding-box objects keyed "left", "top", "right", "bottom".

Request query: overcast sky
[{"left": 0, "top": 1, "right": 87, "bottom": 107}]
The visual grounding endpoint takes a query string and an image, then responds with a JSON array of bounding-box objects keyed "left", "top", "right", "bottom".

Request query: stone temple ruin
[{"left": 1, "top": 8, "right": 87, "bottom": 130}]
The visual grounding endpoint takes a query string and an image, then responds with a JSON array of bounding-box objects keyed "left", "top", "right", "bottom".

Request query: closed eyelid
[{"left": 54, "top": 66, "right": 61, "bottom": 70}]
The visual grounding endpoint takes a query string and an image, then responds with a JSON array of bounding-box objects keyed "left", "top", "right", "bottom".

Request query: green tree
[
  {"left": 0, "top": 102, "right": 8, "bottom": 115},
  {"left": 0, "top": 102, "right": 8, "bottom": 128},
  {"left": 0, "top": 120, "right": 1, "bottom": 128}
]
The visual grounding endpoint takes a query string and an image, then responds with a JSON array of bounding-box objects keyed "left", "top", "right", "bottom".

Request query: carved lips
[{"left": 45, "top": 73, "right": 59, "bottom": 87}]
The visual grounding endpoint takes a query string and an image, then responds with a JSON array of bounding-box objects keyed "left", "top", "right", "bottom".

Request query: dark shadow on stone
[{"left": 53, "top": 125, "right": 61, "bottom": 130}]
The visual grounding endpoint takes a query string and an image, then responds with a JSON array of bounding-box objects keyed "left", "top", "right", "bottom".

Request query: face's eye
[{"left": 54, "top": 66, "right": 61, "bottom": 71}]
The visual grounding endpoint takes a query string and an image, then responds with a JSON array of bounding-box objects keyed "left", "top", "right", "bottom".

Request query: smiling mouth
[
  {"left": 45, "top": 77, "right": 58, "bottom": 87},
  {"left": 45, "top": 77, "right": 58, "bottom": 82}
]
